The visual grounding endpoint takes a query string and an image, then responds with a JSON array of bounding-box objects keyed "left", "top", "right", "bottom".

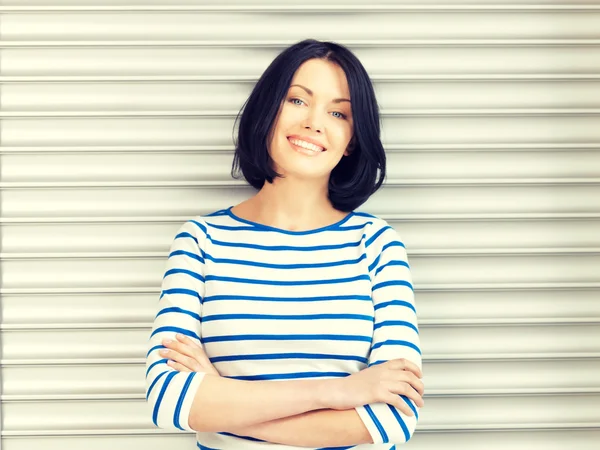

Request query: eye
[
  {"left": 289, "top": 97, "right": 347, "bottom": 120},
  {"left": 289, "top": 97, "right": 305, "bottom": 106}
]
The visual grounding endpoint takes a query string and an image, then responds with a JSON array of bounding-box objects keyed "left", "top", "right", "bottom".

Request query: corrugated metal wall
[{"left": 2, "top": 1, "right": 600, "bottom": 449}]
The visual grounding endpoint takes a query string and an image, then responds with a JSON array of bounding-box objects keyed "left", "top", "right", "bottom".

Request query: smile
[{"left": 288, "top": 137, "right": 325, "bottom": 155}]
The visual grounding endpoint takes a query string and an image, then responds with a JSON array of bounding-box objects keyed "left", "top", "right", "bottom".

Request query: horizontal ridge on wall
[
  {"left": 2, "top": 316, "right": 600, "bottom": 330},
  {"left": 2, "top": 179, "right": 600, "bottom": 188},
  {"left": 4, "top": 40, "right": 600, "bottom": 48},
  {"left": 2, "top": 109, "right": 600, "bottom": 117},
  {"left": 3, "top": 5, "right": 600, "bottom": 12},
  {"left": 1, "top": 395, "right": 599, "bottom": 432},
  {"left": 4, "top": 354, "right": 600, "bottom": 367},
  {"left": 2, "top": 144, "right": 600, "bottom": 153},
  {"left": 4, "top": 75, "right": 600, "bottom": 82},
  {"left": 2, "top": 283, "right": 600, "bottom": 295},
  {"left": 3, "top": 213, "right": 600, "bottom": 223}
]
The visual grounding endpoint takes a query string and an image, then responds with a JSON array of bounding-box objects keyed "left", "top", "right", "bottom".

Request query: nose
[{"left": 302, "top": 109, "right": 323, "bottom": 133}]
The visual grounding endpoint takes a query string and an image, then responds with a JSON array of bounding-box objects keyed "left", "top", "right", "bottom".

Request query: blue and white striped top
[{"left": 145, "top": 206, "right": 422, "bottom": 449}]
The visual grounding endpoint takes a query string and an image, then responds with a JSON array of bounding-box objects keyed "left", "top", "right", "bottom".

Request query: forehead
[{"left": 289, "top": 59, "right": 350, "bottom": 99}]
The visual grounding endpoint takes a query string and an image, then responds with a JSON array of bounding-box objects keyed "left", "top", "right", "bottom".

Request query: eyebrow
[{"left": 290, "top": 84, "right": 351, "bottom": 104}]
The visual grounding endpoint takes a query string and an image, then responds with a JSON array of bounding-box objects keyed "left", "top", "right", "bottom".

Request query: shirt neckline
[{"left": 225, "top": 206, "right": 355, "bottom": 235}]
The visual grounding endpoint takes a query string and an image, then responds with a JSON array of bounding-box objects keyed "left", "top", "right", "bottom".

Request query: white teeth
[{"left": 289, "top": 138, "right": 323, "bottom": 152}]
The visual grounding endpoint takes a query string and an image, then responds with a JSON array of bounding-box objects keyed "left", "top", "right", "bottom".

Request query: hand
[
  {"left": 327, "top": 359, "right": 424, "bottom": 416},
  {"left": 160, "top": 333, "right": 220, "bottom": 376}
]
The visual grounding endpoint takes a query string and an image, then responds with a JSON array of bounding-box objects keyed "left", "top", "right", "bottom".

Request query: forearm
[
  {"left": 189, "top": 374, "right": 334, "bottom": 432},
  {"left": 231, "top": 408, "right": 373, "bottom": 447}
]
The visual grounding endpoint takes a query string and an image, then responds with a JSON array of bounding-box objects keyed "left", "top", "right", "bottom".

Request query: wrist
[{"left": 313, "top": 378, "right": 340, "bottom": 410}]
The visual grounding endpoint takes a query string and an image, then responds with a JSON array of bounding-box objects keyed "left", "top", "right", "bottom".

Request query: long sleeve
[
  {"left": 145, "top": 219, "right": 208, "bottom": 431},
  {"left": 354, "top": 222, "right": 423, "bottom": 444}
]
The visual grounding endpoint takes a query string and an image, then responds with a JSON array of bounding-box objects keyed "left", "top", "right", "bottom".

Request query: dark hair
[{"left": 231, "top": 38, "right": 386, "bottom": 212}]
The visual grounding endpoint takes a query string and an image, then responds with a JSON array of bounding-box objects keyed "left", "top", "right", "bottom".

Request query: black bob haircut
[{"left": 231, "top": 38, "right": 387, "bottom": 212}]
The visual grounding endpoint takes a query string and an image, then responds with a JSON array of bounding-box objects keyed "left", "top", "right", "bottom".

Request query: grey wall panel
[{"left": 2, "top": 1, "right": 599, "bottom": 449}]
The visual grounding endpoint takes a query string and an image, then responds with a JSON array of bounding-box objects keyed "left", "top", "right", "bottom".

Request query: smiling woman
[{"left": 145, "top": 38, "right": 424, "bottom": 450}]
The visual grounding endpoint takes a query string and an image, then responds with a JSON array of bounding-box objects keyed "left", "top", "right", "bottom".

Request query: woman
[{"left": 145, "top": 38, "right": 425, "bottom": 449}]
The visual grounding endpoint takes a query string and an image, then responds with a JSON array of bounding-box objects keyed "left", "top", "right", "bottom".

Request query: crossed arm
[{"left": 231, "top": 407, "right": 373, "bottom": 447}]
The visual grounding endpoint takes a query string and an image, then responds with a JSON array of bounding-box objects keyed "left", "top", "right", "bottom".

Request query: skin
[
  {"left": 231, "top": 57, "right": 356, "bottom": 232},
  {"left": 156, "top": 59, "right": 425, "bottom": 445}
]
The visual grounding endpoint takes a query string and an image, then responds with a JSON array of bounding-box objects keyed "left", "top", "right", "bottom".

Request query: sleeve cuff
[
  {"left": 179, "top": 372, "right": 207, "bottom": 432},
  {"left": 354, "top": 404, "right": 385, "bottom": 445}
]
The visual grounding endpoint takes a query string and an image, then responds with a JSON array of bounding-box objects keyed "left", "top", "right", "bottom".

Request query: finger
[
  {"left": 390, "top": 381, "right": 424, "bottom": 408},
  {"left": 167, "top": 359, "right": 191, "bottom": 372},
  {"left": 175, "top": 334, "right": 214, "bottom": 368},
  {"left": 176, "top": 333, "right": 203, "bottom": 350},
  {"left": 404, "top": 372, "right": 425, "bottom": 397},
  {"left": 163, "top": 338, "right": 197, "bottom": 360},
  {"left": 385, "top": 392, "right": 413, "bottom": 416},
  {"left": 160, "top": 349, "right": 201, "bottom": 372},
  {"left": 396, "top": 359, "right": 423, "bottom": 379}
]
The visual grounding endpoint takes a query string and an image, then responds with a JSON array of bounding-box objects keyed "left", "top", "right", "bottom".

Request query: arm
[
  {"left": 145, "top": 219, "right": 339, "bottom": 432},
  {"left": 231, "top": 408, "right": 373, "bottom": 447},
  {"left": 353, "top": 222, "right": 423, "bottom": 444}
]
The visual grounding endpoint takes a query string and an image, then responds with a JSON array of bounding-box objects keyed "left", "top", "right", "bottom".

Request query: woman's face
[{"left": 267, "top": 58, "right": 354, "bottom": 182}]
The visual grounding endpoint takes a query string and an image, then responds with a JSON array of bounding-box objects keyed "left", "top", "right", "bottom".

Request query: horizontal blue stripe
[
  {"left": 217, "top": 431, "right": 266, "bottom": 442},
  {"left": 201, "top": 250, "right": 367, "bottom": 270},
  {"left": 371, "top": 339, "right": 422, "bottom": 355},
  {"left": 169, "top": 249, "right": 204, "bottom": 264},
  {"left": 203, "top": 334, "right": 372, "bottom": 344},
  {"left": 164, "top": 268, "right": 205, "bottom": 283},
  {"left": 202, "top": 313, "right": 373, "bottom": 322},
  {"left": 373, "top": 280, "right": 413, "bottom": 291},
  {"left": 156, "top": 307, "right": 201, "bottom": 322},
  {"left": 383, "top": 240, "right": 406, "bottom": 251},
  {"left": 159, "top": 288, "right": 201, "bottom": 301},
  {"left": 374, "top": 320, "right": 419, "bottom": 334},
  {"left": 175, "top": 231, "right": 198, "bottom": 245},
  {"left": 318, "top": 446, "right": 356, "bottom": 450},
  {"left": 204, "top": 274, "right": 370, "bottom": 286},
  {"left": 203, "top": 294, "right": 372, "bottom": 303},
  {"left": 375, "top": 260, "right": 410, "bottom": 276},
  {"left": 145, "top": 358, "right": 168, "bottom": 378},
  {"left": 210, "top": 352, "right": 368, "bottom": 364},
  {"left": 146, "top": 370, "right": 168, "bottom": 400},
  {"left": 229, "top": 371, "right": 349, "bottom": 381},
  {"left": 197, "top": 442, "right": 220, "bottom": 450},
  {"left": 375, "top": 300, "right": 416, "bottom": 314},
  {"left": 150, "top": 326, "right": 200, "bottom": 341},
  {"left": 146, "top": 344, "right": 166, "bottom": 357},
  {"left": 353, "top": 211, "right": 377, "bottom": 218},
  {"left": 365, "top": 225, "right": 392, "bottom": 248}
]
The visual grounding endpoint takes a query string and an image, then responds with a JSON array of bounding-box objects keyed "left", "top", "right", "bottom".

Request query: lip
[{"left": 287, "top": 135, "right": 327, "bottom": 151}]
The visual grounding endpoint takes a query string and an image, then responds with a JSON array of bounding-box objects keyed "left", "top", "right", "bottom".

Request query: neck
[{"left": 250, "top": 175, "right": 341, "bottom": 230}]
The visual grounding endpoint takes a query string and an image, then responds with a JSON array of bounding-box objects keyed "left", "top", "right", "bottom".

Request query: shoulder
[
  {"left": 176, "top": 207, "right": 235, "bottom": 242},
  {"left": 353, "top": 211, "right": 404, "bottom": 247}
]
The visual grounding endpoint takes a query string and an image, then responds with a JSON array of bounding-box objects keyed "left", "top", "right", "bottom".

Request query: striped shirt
[{"left": 145, "top": 206, "right": 422, "bottom": 449}]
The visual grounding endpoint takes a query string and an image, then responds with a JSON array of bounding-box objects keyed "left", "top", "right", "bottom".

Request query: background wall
[{"left": 1, "top": 1, "right": 600, "bottom": 449}]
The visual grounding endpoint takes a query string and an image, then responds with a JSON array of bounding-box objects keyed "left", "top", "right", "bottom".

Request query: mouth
[{"left": 287, "top": 137, "right": 326, "bottom": 156}]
